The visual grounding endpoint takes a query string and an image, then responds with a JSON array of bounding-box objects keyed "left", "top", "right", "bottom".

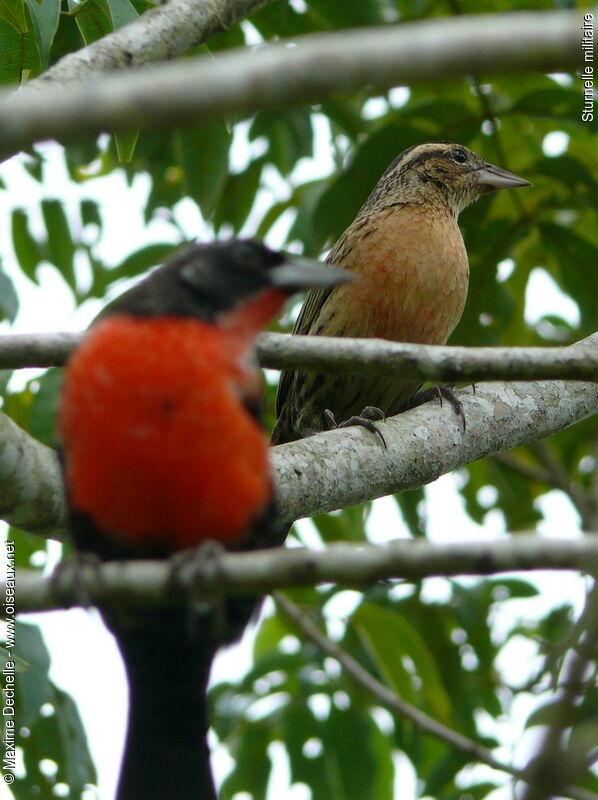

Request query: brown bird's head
[{"left": 362, "top": 142, "right": 531, "bottom": 217}]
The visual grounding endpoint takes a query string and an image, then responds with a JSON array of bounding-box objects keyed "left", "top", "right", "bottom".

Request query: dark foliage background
[{"left": 1, "top": 0, "right": 596, "bottom": 798}]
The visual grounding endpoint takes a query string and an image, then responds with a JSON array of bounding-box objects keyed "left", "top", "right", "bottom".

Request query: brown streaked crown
[{"left": 359, "top": 142, "right": 530, "bottom": 218}]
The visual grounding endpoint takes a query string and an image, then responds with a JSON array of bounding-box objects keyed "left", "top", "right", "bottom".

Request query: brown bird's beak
[
  {"left": 270, "top": 255, "right": 354, "bottom": 292},
  {"left": 474, "top": 163, "right": 532, "bottom": 194}
]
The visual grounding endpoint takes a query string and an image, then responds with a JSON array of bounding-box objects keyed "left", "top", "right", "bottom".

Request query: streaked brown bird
[{"left": 271, "top": 142, "right": 531, "bottom": 445}]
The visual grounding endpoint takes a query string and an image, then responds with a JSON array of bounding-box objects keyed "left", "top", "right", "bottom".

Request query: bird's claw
[
  {"left": 323, "top": 407, "right": 387, "bottom": 448},
  {"left": 411, "top": 384, "right": 467, "bottom": 432},
  {"left": 169, "top": 541, "right": 228, "bottom": 638},
  {"left": 50, "top": 552, "right": 103, "bottom": 609}
]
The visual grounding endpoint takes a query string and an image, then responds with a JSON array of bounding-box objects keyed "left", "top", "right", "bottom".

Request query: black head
[{"left": 100, "top": 240, "right": 351, "bottom": 323}]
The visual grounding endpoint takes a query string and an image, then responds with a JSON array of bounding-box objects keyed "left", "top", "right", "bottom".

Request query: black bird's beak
[
  {"left": 269, "top": 255, "right": 354, "bottom": 292},
  {"left": 475, "top": 163, "right": 532, "bottom": 194}
]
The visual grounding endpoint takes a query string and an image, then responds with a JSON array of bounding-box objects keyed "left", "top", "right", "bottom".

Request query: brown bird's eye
[{"left": 448, "top": 149, "right": 468, "bottom": 164}]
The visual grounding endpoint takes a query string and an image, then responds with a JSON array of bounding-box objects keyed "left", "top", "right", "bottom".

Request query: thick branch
[
  {"left": 27, "top": 0, "right": 274, "bottom": 88},
  {"left": 2, "top": 367, "right": 597, "bottom": 538},
  {"left": 2, "top": 330, "right": 598, "bottom": 382},
  {"left": 1, "top": 10, "right": 582, "bottom": 154},
  {"left": 0, "top": 414, "right": 67, "bottom": 539},
  {"left": 8, "top": 535, "right": 598, "bottom": 613},
  {"left": 273, "top": 377, "right": 598, "bottom": 523}
]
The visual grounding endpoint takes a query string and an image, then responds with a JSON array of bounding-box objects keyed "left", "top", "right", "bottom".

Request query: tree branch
[
  {"left": 7, "top": 535, "right": 598, "bottom": 613},
  {"left": 0, "top": 332, "right": 82, "bottom": 369},
  {"left": 274, "top": 592, "right": 598, "bottom": 800},
  {"left": 0, "top": 413, "right": 67, "bottom": 540},
  {"left": 26, "top": 0, "right": 274, "bottom": 89},
  {"left": 273, "top": 376, "right": 598, "bottom": 524},
  {"left": 2, "top": 330, "right": 598, "bottom": 382},
  {"left": 257, "top": 332, "right": 598, "bottom": 383},
  {"left": 1, "top": 10, "right": 582, "bottom": 155},
  {"left": 2, "top": 361, "right": 597, "bottom": 538}
]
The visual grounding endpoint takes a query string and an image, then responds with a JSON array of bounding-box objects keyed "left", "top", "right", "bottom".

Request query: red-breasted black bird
[
  {"left": 271, "top": 142, "right": 531, "bottom": 444},
  {"left": 58, "top": 240, "right": 349, "bottom": 800}
]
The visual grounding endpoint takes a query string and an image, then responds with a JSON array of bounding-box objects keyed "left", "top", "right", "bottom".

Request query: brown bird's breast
[
  {"left": 271, "top": 202, "right": 473, "bottom": 441},
  {"left": 320, "top": 203, "right": 470, "bottom": 346}
]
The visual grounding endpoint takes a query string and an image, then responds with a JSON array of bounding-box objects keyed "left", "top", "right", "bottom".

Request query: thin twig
[
  {"left": 492, "top": 452, "right": 557, "bottom": 488},
  {"left": 531, "top": 441, "right": 596, "bottom": 530},
  {"left": 8, "top": 536, "right": 598, "bottom": 612},
  {"left": 274, "top": 592, "right": 598, "bottom": 800},
  {"left": 1, "top": 330, "right": 598, "bottom": 381}
]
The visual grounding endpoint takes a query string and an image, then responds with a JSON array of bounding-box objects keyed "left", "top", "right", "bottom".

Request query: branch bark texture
[
  {"left": 1, "top": 368, "right": 597, "bottom": 538},
  {"left": 1, "top": 10, "right": 582, "bottom": 155},
  {"left": 0, "top": 413, "right": 67, "bottom": 539},
  {"left": 1, "top": 330, "right": 598, "bottom": 382},
  {"left": 258, "top": 333, "right": 598, "bottom": 382},
  {"left": 27, "top": 0, "right": 274, "bottom": 88},
  {"left": 273, "top": 376, "right": 598, "bottom": 523},
  {"left": 9, "top": 535, "right": 598, "bottom": 612}
]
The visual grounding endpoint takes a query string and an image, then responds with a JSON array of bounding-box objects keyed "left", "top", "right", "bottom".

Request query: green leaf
[
  {"left": 41, "top": 198, "right": 77, "bottom": 290},
  {"left": 9, "top": 526, "right": 49, "bottom": 570},
  {"left": 107, "top": 0, "right": 138, "bottom": 28},
  {"left": 68, "top": 0, "right": 113, "bottom": 44},
  {"left": 539, "top": 223, "right": 598, "bottom": 332},
  {"left": 320, "top": 706, "right": 389, "bottom": 800},
  {"left": 213, "top": 158, "right": 264, "bottom": 233},
  {"left": 91, "top": 242, "right": 176, "bottom": 297},
  {"left": 51, "top": 687, "right": 98, "bottom": 790},
  {"left": 255, "top": 198, "right": 294, "bottom": 240},
  {"left": 80, "top": 198, "right": 102, "bottom": 230},
  {"left": 12, "top": 208, "right": 42, "bottom": 283},
  {"left": 250, "top": 108, "right": 314, "bottom": 177},
  {"left": 25, "top": 0, "right": 60, "bottom": 68},
  {"left": 283, "top": 703, "right": 333, "bottom": 800},
  {"left": 0, "top": 646, "right": 27, "bottom": 672},
  {"left": 353, "top": 602, "right": 452, "bottom": 721},
  {"left": 220, "top": 721, "right": 271, "bottom": 800},
  {"left": 533, "top": 154, "right": 598, "bottom": 207},
  {"left": 114, "top": 128, "right": 140, "bottom": 163},
  {"left": 312, "top": 505, "right": 369, "bottom": 542},
  {"left": 174, "top": 120, "right": 232, "bottom": 218},
  {"left": 12, "top": 621, "right": 96, "bottom": 797},
  {"left": 30, "top": 368, "right": 63, "bottom": 448},
  {"left": 394, "top": 488, "right": 426, "bottom": 536},
  {"left": 252, "top": 609, "right": 294, "bottom": 661},
  {"left": 0, "top": 0, "right": 28, "bottom": 33},
  {"left": 0, "top": 267, "right": 19, "bottom": 322},
  {"left": 0, "top": 10, "right": 41, "bottom": 84},
  {"left": 511, "top": 87, "right": 583, "bottom": 124},
  {"left": 14, "top": 621, "right": 52, "bottom": 729}
]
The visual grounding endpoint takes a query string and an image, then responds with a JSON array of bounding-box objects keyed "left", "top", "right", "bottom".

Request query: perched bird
[
  {"left": 272, "top": 142, "right": 531, "bottom": 445},
  {"left": 58, "top": 240, "right": 349, "bottom": 800}
]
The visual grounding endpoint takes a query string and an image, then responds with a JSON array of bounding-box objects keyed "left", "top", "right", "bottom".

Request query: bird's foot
[
  {"left": 50, "top": 552, "right": 103, "bottom": 609},
  {"left": 323, "top": 406, "right": 387, "bottom": 448},
  {"left": 410, "top": 384, "right": 467, "bottom": 432},
  {"left": 169, "top": 541, "right": 228, "bottom": 639}
]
